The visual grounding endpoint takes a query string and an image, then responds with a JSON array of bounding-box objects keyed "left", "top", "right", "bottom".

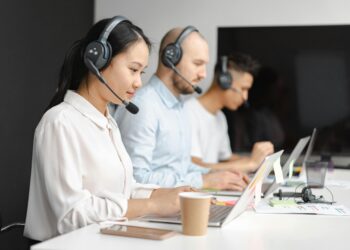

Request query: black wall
[
  {"left": 218, "top": 26, "right": 350, "bottom": 155},
  {"left": 0, "top": 1, "right": 93, "bottom": 249}
]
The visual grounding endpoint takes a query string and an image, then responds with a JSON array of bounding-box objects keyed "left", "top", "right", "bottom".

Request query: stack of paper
[{"left": 255, "top": 200, "right": 350, "bottom": 216}]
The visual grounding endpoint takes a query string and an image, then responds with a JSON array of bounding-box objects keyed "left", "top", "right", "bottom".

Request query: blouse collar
[{"left": 64, "top": 90, "right": 115, "bottom": 129}]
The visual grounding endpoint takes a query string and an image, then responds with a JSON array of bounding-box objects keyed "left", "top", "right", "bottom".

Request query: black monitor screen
[{"left": 218, "top": 25, "right": 350, "bottom": 155}]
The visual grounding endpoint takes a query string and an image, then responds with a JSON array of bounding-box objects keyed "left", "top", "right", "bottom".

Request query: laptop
[
  {"left": 302, "top": 128, "right": 325, "bottom": 187},
  {"left": 207, "top": 136, "right": 311, "bottom": 197},
  {"left": 302, "top": 128, "right": 317, "bottom": 167},
  {"left": 140, "top": 150, "right": 283, "bottom": 227},
  {"left": 264, "top": 128, "right": 317, "bottom": 197},
  {"left": 263, "top": 135, "right": 311, "bottom": 196}
]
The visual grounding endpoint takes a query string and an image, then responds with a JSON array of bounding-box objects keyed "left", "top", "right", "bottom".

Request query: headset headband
[
  {"left": 175, "top": 26, "right": 198, "bottom": 45},
  {"left": 99, "top": 16, "right": 128, "bottom": 45},
  {"left": 221, "top": 56, "right": 228, "bottom": 73},
  {"left": 161, "top": 25, "right": 199, "bottom": 68}
]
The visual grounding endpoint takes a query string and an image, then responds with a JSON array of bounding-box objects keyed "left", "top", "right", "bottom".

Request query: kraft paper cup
[{"left": 179, "top": 192, "right": 212, "bottom": 236}]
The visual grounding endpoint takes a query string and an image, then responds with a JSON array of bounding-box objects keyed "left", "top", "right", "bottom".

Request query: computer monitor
[{"left": 219, "top": 25, "right": 350, "bottom": 159}]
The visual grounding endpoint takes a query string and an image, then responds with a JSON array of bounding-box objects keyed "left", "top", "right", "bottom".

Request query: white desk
[{"left": 32, "top": 170, "right": 350, "bottom": 250}]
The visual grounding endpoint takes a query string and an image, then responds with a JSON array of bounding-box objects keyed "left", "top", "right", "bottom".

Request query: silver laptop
[
  {"left": 263, "top": 135, "right": 311, "bottom": 196},
  {"left": 140, "top": 150, "right": 283, "bottom": 227},
  {"left": 302, "top": 128, "right": 317, "bottom": 166},
  {"left": 207, "top": 136, "right": 311, "bottom": 197}
]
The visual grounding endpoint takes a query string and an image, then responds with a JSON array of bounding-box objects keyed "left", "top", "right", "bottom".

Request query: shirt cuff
[
  {"left": 191, "top": 163, "right": 211, "bottom": 174},
  {"left": 183, "top": 171, "right": 204, "bottom": 189},
  {"left": 131, "top": 183, "right": 159, "bottom": 199}
]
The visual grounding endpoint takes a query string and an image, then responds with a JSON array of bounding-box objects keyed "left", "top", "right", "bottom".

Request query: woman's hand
[{"left": 149, "top": 186, "right": 193, "bottom": 216}]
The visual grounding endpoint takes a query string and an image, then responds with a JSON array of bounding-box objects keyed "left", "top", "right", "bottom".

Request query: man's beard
[{"left": 173, "top": 76, "right": 195, "bottom": 95}]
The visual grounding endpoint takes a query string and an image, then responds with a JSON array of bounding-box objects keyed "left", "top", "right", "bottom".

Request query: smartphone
[{"left": 100, "top": 224, "right": 177, "bottom": 240}]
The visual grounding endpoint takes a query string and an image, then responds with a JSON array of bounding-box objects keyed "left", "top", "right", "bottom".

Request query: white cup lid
[{"left": 179, "top": 192, "right": 212, "bottom": 199}]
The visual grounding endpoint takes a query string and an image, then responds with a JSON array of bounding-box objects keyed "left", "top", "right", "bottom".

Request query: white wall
[{"left": 95, "top": 0, "right": 350, "bottom": 90}]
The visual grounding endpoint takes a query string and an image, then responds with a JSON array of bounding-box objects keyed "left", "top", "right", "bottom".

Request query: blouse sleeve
[
  {"left": 130, "top": 178, "right": 159, "bottom": 199},
  {"left": 34, "top": 116, "right": 128, "bottom": 234}
]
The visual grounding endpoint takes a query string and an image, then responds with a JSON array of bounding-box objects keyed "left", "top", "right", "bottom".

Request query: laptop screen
[
  {"left": 303, "top": 128, "right": 317, "bottom": 165},
  {"left": 222, "top": 150, "right": 283, "bottom": 226}
]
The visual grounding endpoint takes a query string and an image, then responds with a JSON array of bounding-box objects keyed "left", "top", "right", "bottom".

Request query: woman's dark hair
[{"left": 47, "top": 17, "right": 151, "bottom": 110}]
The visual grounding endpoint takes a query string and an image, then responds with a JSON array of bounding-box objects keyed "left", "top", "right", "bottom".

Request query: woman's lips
[{"left": 126, "top": 91, "right": 135, "bottom": 98}]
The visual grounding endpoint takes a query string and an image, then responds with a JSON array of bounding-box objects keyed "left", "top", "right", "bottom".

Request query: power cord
[
  {"left": 0, "top": 212, "right": 25, "bottom": 234},
  {"left": 1, "top": 222, "right": 25, "bottom": 233}
]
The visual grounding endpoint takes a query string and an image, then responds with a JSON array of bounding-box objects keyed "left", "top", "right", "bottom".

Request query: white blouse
[{"left": 24, "top": 91, "right": 157, "bottom": 241}]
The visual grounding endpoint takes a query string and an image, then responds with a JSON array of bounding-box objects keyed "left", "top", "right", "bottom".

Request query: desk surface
[{"left": 32, "top": 170, "right": 350, "bottom": 250}]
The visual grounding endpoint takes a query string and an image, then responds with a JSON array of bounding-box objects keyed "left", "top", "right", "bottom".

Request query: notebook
[{"left": 140, "top": 150, "right": 283, "bottom": 227}]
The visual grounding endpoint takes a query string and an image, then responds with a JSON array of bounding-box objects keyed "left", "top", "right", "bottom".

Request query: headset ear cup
[
  {"left": 84, "top": 41, "right": 109, "bottom": 70},
  {"left": 218, "top": 72, "right": 233, "bottom": 90},
  {"left": 301, "top": 187, "right": 314, "bottom": 202},
  {"left": 100, "top": 42, "right": 112, "bottom": 70},
  {"left": 161, "top": 43, "right": 182, "bottom": 68}
]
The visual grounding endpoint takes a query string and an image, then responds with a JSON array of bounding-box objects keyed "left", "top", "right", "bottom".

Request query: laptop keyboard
[
  {"left": 141, "top": 204, "right": 233, "bottom": 224},
  {"left": 209, "top": 205, "right": 232, "bottom": 222},
  {"left": 164, "top": 205, "right": 232, "bottom": 222}
]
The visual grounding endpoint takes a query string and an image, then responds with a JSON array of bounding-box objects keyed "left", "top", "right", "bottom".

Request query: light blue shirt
[{"left": 114, "top": 75, "right": 209, "bottom": 188}]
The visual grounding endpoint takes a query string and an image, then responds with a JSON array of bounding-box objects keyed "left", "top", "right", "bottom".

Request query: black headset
[
  {"left": 84, "top": 16, "right": 129, "bottom": 70},
  {"left": 161, "top": 26, "right": 199, "bottom": 68},
  {"left": 82, "top": 16, "right": 139, "bottom": 114},
  {"left": 218, "top": 55, "right": 233, "bottom": 90},
  {"left": 274, "top": 187, "right": 335, "bottom": 204}
]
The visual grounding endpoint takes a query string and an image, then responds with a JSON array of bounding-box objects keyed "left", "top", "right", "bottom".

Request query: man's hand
[{"left": 202, "top": 170, "right": 249, "bottom": 191}]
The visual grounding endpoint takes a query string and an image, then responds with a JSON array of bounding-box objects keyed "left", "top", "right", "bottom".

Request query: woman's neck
[{"left": 77, "top": 83, "right": 108, "bottom": 116}]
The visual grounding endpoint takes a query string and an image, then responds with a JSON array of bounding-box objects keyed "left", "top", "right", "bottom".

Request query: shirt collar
[
  {"left": 150, "top": 75, "right": 183, "bottom": 108},
  {"left": 64, "top": 90, "right": 112, "bottom": 129}
]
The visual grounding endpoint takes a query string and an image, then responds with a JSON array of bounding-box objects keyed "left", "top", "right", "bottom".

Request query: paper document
[
  {"left": 325, "top": 179, "right": 350, "bottom": 189},
  {"left": 288, "top": 159, "right": 295, "bottom": 179},
  {"left": 255, "top": 200, "right": 350, "bottom": 216},
  {"left": 254, "top": 180, "right": 262, "bottom": 205},
  {"left": 273, "top": 157, "right": 284, "bottom": 184}
]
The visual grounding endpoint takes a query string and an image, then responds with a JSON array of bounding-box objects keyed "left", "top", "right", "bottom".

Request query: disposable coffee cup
[{"left": 179, "top": 192, "right": 212, "bottom": 236}]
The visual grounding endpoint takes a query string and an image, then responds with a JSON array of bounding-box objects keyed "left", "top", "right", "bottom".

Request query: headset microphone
[
  {"left": 84, "top": 58, "right": 139, "bottom": 114},
  {"left": 168, "top": 62, "right": 202, "bottom": 94}
]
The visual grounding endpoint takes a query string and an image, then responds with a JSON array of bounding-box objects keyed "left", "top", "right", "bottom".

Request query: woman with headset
[{"left": 24, "top": 16, "right": 191, "bottom": 242}]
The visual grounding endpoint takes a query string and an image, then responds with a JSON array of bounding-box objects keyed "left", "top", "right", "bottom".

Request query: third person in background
[{"left": 184, "top": 53, "right": 274, "bottom": 173}]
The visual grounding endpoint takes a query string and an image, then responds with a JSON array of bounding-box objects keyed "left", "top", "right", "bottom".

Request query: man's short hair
[{"left": 215, "top": 52, "right": 261, "bottom": 77}]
